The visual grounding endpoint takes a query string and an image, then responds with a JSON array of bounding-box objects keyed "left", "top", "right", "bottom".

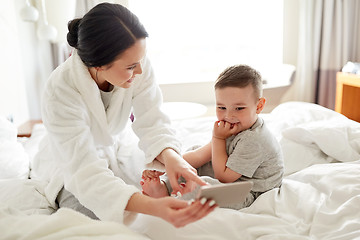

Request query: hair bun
[{"left": 67, "top": 18, "right": 81, "bottom": 48}]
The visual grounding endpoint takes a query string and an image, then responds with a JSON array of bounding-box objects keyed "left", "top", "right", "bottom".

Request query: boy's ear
[{"left": 256, "top": 97, "right": 266, "bottom": 114}]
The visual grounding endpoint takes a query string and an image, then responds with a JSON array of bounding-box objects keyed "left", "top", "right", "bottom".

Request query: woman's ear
[{"left": 256, "top": 97, "right": 266, "bottom": 114}]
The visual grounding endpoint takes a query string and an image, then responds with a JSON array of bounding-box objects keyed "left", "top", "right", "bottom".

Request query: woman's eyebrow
[{"left": 127, "top": 62, "right": 138, "bottom": 67}]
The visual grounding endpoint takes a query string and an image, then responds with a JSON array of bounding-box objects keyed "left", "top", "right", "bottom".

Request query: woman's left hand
[{"left": 156, "top": 148, "right": 207, "bottom": 195}]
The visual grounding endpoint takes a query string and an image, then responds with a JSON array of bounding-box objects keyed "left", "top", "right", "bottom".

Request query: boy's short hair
[{"left": 214, "top": 64, "right": 263, "bottom": 101}]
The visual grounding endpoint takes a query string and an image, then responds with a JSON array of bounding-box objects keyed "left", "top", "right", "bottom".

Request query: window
[{"left": 129, "top": 0, "right": 284, "bottom": 85}]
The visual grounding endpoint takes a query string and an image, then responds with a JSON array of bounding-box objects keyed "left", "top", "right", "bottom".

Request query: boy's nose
[{"left": 225, "top": 110, "right": 233, "bottom": 119}]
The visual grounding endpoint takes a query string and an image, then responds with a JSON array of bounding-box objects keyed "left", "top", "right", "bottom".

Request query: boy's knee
[{"left": 200, "top": 176, "right": 221, "bottom": 185}]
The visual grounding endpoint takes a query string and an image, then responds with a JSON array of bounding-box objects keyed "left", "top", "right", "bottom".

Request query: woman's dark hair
[
  {"left": 215, "top": 64, "right": 263, "bottom": 101},
  {"left": 67, "top": 3, "right": 148, "bottom": 67}
]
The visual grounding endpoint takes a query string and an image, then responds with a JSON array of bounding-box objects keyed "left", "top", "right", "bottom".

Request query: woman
[{"left": 31, "top": 3, "right": 215, "bottom": 228}]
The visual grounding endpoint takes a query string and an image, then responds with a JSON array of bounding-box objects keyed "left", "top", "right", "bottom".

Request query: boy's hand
[{"left": 212, "top": 120, "right": 241, "bottom": 140}]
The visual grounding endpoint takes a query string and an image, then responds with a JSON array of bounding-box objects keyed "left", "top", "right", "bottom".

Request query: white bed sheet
[{"left": 1, "top": 101, "right": 360, "bottom": 240}]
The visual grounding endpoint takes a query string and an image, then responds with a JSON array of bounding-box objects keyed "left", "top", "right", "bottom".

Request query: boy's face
[{"left": 215, "top": 85, "right": 265, "bottom": 132}]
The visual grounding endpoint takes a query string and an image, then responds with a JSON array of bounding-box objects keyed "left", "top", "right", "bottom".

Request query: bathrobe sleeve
[
  {"left": 41, "top": 58, "right": 139, "bottom": 223},
  {"left": 130, "top": 58, "right": 182, "bottom": 168}
]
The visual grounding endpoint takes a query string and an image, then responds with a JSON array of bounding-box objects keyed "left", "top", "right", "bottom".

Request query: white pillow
[
  {"left": 0, "top": 116, "right": 17, "bottom": 142},
  {"left": 0, "top": 117, "right": 30, "bottom": 179},
  {"left": 0, "top": 140, "right": 29, "bottom": 179}
]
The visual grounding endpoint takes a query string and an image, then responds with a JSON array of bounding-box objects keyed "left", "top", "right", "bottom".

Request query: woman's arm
[{"left": 125, "top": 192, "right": 216, "bottom": 228}]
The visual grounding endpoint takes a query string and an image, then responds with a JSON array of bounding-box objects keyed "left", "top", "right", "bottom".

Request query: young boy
[{"left": 141, "top": 64, "right": 284, "bottom": 209}]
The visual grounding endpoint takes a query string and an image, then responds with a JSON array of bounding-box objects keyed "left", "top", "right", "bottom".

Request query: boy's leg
[
  {"left": 195, "top": 163, "right": 255, "bottom": 210},
  {"left": 196, "top": 161, "right": 215, "bottom": 178},
  {"left": 180, "top": 175, "right": 222, "bottom": 201},
  {"left": 186, "top": 162, "right": 220, "bottom": 200},
  {"left": 141, "top": 170, "right": 169, "bottom": 198},
  {"left": 223, "top": 192, "right": 256, "bottom": 210},
  {"left": 141, "top": 142, "right": 212, "bottom": 198},
  {"left": 158, "top": 161, "right": 218, "bottom": 199},
  {"left": 160, "top": 162, "right": 220, "bottom": 201}
]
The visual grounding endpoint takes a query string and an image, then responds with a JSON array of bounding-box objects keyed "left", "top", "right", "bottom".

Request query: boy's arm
[
  {"left": 211, "top": 137, "right": 242, "bottom": 183},
  {"left": 183, "top": 142, "right": 212, "bottom": 169},
  {"left": 211, "top": 121, "right": 242, "bottom": 183}
]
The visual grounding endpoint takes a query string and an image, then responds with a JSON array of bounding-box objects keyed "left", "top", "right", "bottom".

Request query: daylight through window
[{"left": 129, "top": 0, "right": 284, "bottom": 84}]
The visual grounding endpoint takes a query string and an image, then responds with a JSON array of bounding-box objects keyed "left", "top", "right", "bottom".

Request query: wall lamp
[{"left": 19, "top": 0, "right": 76, "bottom": 43}]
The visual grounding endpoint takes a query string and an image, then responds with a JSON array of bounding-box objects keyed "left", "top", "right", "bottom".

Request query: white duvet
[
  {"left": 1, "top": 101, "right": 360, "bottom": 240},
  {"left": 129, "top": 161, "right": 360, "bottom": 240},
  {"left": 0, "top": 207, "right": 149, "bottom": 240}
]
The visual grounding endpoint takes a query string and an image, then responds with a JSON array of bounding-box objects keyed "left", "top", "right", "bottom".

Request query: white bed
[{"left": 1, "top": 101, "right": 360, "bottom": 240}]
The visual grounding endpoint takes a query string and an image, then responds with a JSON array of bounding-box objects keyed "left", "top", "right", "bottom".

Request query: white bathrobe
[{"left": 31, "top": 51, "right": 181, "bottom": 223}]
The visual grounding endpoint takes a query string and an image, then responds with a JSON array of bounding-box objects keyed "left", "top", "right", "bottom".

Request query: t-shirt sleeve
[{"left": 226, "top": 134, "right": 264, "bottom": 178}]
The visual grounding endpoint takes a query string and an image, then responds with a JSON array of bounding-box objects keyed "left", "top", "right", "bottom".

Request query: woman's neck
[{"left": 88, "top": 67, "right": 111, "bottom": 92}]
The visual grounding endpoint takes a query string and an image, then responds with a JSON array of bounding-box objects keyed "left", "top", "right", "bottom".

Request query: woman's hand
[
  {"left": 126, "top": 193, "right": 217, "bottom": 228},
  {"left": 153, "top": 196, "right": 217, "bottom": 228},
  {"left": 156, "top": 148, "right": 207, "bottom": 195}
]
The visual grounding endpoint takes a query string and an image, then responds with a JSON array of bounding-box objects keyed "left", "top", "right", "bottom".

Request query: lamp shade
[
  {"left": 20, "top": 4, "right": 39, "bottom": 22},
  {"left": 37, "top": 24, "right": 57, "bottom": 41}
]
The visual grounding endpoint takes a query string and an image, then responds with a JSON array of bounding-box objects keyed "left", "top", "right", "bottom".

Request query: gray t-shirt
[
  {"left": 99, "top": 84, "right": 114, "bottom": 111},
  {"left": 226, "top": 117, "right": 284, "bottom": 193}
]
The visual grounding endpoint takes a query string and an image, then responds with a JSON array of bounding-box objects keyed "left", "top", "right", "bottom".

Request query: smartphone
[{"left": 197, "top": 181, "right": 253, "bottom": 207}]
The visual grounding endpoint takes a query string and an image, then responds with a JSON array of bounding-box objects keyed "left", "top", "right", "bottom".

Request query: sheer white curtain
[{"left": 294, "top": 0, "right": 360, "bottom": 109}]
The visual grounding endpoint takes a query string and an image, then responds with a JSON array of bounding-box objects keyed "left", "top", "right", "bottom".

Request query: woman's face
[{"left": 97, "top": 38, "right": 147, "bottom": 89}]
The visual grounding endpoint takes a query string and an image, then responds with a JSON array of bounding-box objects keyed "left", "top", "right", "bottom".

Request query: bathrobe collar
[{"left": 69, "top": 51, "right": 113, "bottom": 145}]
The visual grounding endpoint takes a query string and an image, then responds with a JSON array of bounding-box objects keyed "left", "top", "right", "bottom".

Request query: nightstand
[
  {"left": 17, "top": 119, "right": 42, "bottom": 137},
  {"left": 335, "top": 72, "right": 360, "bottom": 122}
]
